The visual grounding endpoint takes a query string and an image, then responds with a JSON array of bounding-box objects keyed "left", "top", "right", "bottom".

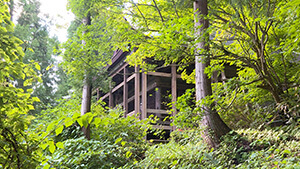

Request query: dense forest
[{"left": 0, "top": 0, "right": 299, "bottom": 168}]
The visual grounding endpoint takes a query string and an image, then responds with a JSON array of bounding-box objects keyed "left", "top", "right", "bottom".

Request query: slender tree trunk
[
  {"left": 81, "top": 14, "right": 92, "bottom": 140},
  {"left": 8, "top": 0, "right": 14, "bottom": 21},
  {"left": 194, "top": 0, "right": 231, "bottom": 148}
]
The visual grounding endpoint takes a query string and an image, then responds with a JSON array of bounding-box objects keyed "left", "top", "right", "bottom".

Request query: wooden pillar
[
  {"left": 109, "top": 81, "right": 113, "bottom": 108},
  {"left": 134, "top": 66, "right": 140, "bottom": 117},
  {"left": 123, "top": 67, "right": 128, "bottom": 117},
  {"left": 171, "top": 64, "right": 177, "bottom": 130},
  {"left": 141, "top": 72, "right": 147, "bottom": 120},
  {"left": 155, "top": 87, "right": 161, "bottom": 109},
  {"left": 96, "top": 88, "right": 100, "bottom": 101}
]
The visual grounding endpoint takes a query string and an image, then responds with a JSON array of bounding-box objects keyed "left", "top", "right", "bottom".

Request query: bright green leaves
[
  {"left": 115, "top": 137, "right": 123, "bottom": 144},
  {"left": 126, "top": 151, "right": 132, "bottom": 158},
  {"left": 76, "top": 118, "right": 83, "bottom": 127},
  {"left": 48, "top": 140, "right": 56, "bottom": 153},
  {"left": 43, "top": 103, "right": 150, "bottom": 168},
  {"left": 34, "top": 62, "right": 41, "bottom": 71},
  {"left": 55, "top": 125, "right": 64, "bottom": 135},
  {"left": 64, "top": 117, "right": 73, "bottom": 127},
  {"left": 46, "top": 122, "right": 55, "bottom": 133},
  {"left": 0, "top": 1, "right": 44, "bottom": 167},
  {"left": 41, "top": 143, "right": 48, "bottom": 150},
  {"left": 45, "top": 140, "right": 64, "bottom": 153},
  {"left": 56, "top": 142, "right": 64, "bottom": 149},
  {"left": 93, "top": 117, "right": 101, "bottom": 128}
]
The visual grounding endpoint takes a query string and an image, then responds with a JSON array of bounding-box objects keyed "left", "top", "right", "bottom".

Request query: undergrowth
[{"left": 125, "top": 124, "right": 300, "bottom": 169}]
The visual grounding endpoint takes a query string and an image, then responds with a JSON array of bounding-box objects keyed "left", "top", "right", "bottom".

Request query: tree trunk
[
  {"left": 81, "top": 14, "right": 92, "bottom": 140},
  {"left": 194, "top": 0, "right": 231, "bottom": 148},
  {"left": 8, "top": 0, "right": 14, "bottom": 21}
]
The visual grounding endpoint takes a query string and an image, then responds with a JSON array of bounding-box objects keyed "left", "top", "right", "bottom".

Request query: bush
[
  {"left": 45, "top": 105, "right": 151, "bottom": 168},
  {"left": 126, "top": 125, "right": 300, "bottom": 169}
]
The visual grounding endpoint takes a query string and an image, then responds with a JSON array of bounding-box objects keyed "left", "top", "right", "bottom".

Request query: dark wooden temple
[
  {"left": 95, "top": 49, "right": 194, "bottom": 140},
  {"left": 96, "top": 49, "right": 237, "bottom": 140}
]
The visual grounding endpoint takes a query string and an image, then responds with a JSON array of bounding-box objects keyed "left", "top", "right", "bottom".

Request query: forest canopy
[{"left": 0, "top": 0, "right": 299, "bottom": 168}]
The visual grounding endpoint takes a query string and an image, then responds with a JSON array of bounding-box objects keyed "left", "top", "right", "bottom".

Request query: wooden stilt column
[
  {"left": 141, "top": 72, "right": 147, "bottom": 120},
  {"left": 155, "top": 87, "right": 161, "bottom": 109},
  {"left": 109, "top": 81, "right": 113, "bottom": 108},
  {"left": 123, "top": 67, "right": 128, "bottom": 117},
  {"left": 171, "top": 64, "right": 177, "bottom": 130},
  {"left": 134, "top": 66, "right": 140, "bottom": 117},
  {"left": 96, "top": 88, "right": 100, "bottom": 101}
]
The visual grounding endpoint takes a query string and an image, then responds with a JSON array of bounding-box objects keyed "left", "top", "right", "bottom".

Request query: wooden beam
[
  {"left": 101, "top": 92, "right": 109, "bottom": 101},
  {"left": 147, "top": 71, "right": 171, "bottom": 77},
  {"left": 155, "top": 87, "right": 161, "bottom": 109},
  {"left": 109, "top": 91, "right": 113, "bottom": 108},
  {"left": 127, "top": 81, "right": 158, "bottom": 103},
  {"left": 171, "top": 64, "right": 177, "bottom": 131},
  {"left": 147, "top": 71, "right": 181, "bottom": 78},
  {"left": 127, "top": 111, "right": 135, "bottom": 117},
  {"left": 126, "top": 73, "right": 136, "bottom": 82},
  {"left": 96, "top": 88, "right": 100, "bottom": 101},
  {"left": 141, "top": 72, "right": 147, "bottom": 119},
  {"left": 109, "top": 62, "right": 128, "bottom": 78},
  {"left": 123, "top": 67, "right": 128, "bottom": 117},
  {"left": 111, "top": 81, "right": 124, "bottom": 93},
  {"left": 152, "top": 125, "right": 172, "bottom": 130},
  {"left": 134, "top": 66, "right": 140, "bottom": 117},
  {"left": 109, "top": 81, "right": 113, "bottom": 108},
  {"left": 147, "top": 109, "right": 168, "bottom": 114}
]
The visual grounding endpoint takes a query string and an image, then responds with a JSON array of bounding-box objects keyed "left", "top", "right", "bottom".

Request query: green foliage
[
  {"left": 80, "top": 0, "right": 299, "bottom": 129},
  {"left": 49, "top": 137, "right": 132, "bottom": 169},
  {"left": 172, "top": 88, "right": 200, "bottom": 129},
  {"left": 60, "top": 14, "right": 113, "bottom": 93},
  {"left": 36, "top": 97, "right": 150, "bottom": 168},
  {"left": 208, "top": 0, "right": 300, "bottom": 104},
  {"left": 3, "top": 0, "right": 300, "bottom": 168},
  {"left": 127, "top": 126, "right": 300, "bottom": 169},
  {"left": 0, "top": 1, "right": 44, "bottom": 167},
  {"left": 13, "top": 0, "right": 60, "bottom": 113}
]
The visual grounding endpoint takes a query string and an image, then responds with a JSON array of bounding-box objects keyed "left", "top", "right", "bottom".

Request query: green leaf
[
  {"left": 64, "top": 117, "right": 73, "bottom": 127},
  {"left": 125, "top": 151, "right": 132, "bottom": 158},
  {"left": 56, "top": 142, "right": 64, "bottom": 149},
  {"left": 82, "top": 116, "right": 89, "bottom": 128},
  {"left": 121, "top": 141, "right": 126, "bottom": 146},
  {"left": 55, "top": 125, "right": 64, "bottom": 135},
  {"left": 115, "top": 137, "right": 122, "bottom": 144},
  {"left": 28, "top": 105, "right": 34, "bottom": 110},
  {"left": 93, "top": 117, "right": 101, "bottom": 125},
  {"left": 43, "top": 164, "right": 50, "bottom": 169},
  {"left": 35, "top": 62, "right": 41, "bottom": 70},
  {"left": 46, "top": 64, "right": 54, "bottom": 71},
  {"left": 283, "top": 149, "right": 291, "bottom": 154},
  {"left": 46, "top": 123, "right": 55, "bottom": 132},
  {"left": 41, "top": 143, "right": 48, "bottom": 150},
  {"left": 48, "top": 141, "right": 56, "bottom": 153},
  {"left": 77, "top": 118, "right": 83, "bottom": 127}
]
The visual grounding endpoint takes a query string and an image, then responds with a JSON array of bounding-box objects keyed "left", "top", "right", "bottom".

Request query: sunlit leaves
[
  {"left": 64, "top": 117, "right": 73, "bottom": 127},
  {"left": 56, "top": 142, "right": 64, "bottom": 149},
  {"left": 55, "top": 125, "right": 64, "bottom": 135},
  {"left": 48, "top": 140, "right": 56, "bottom": 153},
  {"left": 0, "top": 1, "right": 44, "bottom": 167}
]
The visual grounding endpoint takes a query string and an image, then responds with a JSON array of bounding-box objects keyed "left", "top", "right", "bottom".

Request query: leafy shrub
[
  {"left": 126, "top": 125, "right": 300, "bottom": 169},
  {"left": 44, "top": 104, "right": 150, "bottom": 168},
  {"left": 48, "top": 137, "right": 135, "bottom": 169}
]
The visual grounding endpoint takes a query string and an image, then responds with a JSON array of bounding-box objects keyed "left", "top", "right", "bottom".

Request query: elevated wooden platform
[{"left": 95, "top": 50, "right": 194, "bottom": 140}]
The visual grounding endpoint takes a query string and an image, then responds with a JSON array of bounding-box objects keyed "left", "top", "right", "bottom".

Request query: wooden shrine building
[
  {"left": 96, "top": 49, "right": 194, "bottom": 140},
  {"left": 96, "top": 49, "right": 237, "bottom": 140}
]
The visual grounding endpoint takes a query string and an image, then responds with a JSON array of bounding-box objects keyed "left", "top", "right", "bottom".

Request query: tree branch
[
  {"left": 171, "top": 0, "right": 180, "bottom": 18},
  {"left": 132, "top": 1, "right": 151, "bottom": 31},
  {"left": 152, "top": 0, "right": 165, "bottom": 24}
]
